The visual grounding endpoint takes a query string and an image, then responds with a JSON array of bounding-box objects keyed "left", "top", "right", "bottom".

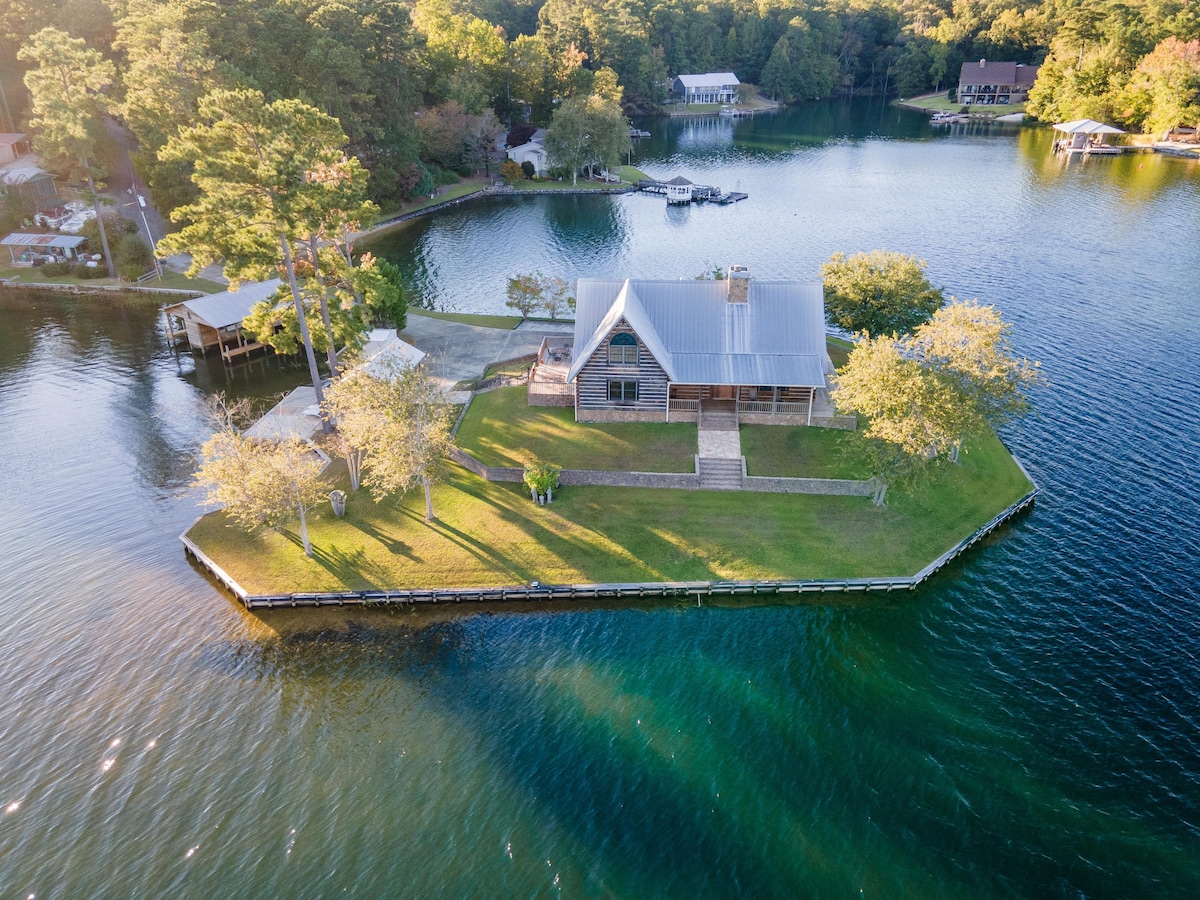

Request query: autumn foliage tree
[
  {"left": 192, "top": 397, "right": 329, "bottom": 557},
  {"left": 833, "top": 299, "right": 1041, "bottom": 503}
]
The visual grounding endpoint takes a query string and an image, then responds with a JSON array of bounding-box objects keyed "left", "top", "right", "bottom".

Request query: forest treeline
[{"left": 1, "top": 0, "right": 1197, "bottom": 214}]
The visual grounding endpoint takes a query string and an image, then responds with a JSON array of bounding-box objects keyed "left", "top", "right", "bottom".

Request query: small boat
[
  {"left": 629, "top": 128, "right": 651, "bottom": 138},
  {"left": 930, "top": 112, "right": 969, "bottom": 125}
]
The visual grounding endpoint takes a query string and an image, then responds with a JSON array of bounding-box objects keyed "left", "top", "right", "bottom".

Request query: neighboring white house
[
  {"left": 673, "top": 73, "right": 741, "bottom": 105},
  {"left": 506, "top": 128, "right": 548, "bottom": 176}
]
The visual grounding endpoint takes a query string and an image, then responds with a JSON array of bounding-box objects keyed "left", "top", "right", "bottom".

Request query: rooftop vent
[{"left": 979, "top": 58, "right": 986, "bottom": 68}]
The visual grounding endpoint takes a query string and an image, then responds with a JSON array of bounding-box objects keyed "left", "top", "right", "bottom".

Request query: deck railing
[{"left": 668, "top": 398, "right": 700, "bottom": 411}]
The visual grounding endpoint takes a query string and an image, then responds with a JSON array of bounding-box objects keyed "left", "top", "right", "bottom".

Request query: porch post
[
  {"left": 772, "top": 387, "right": 777, "bottom": 415},
  {"left": 807, "top": 388, "right": 814, "bottom": 425}
]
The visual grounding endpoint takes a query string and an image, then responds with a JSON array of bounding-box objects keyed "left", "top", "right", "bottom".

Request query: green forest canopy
[{"left": 2, "top": 0, "right": 1197, "bottom": 215}]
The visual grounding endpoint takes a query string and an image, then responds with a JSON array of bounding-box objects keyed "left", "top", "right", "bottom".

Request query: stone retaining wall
[{"left": 742, "top": 475, "right": 875, "bottom": 496}]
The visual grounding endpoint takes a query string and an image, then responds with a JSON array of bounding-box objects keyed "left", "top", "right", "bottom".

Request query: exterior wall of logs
[{"left": 575, "top": 324, "right": 670, "bottom": 422}]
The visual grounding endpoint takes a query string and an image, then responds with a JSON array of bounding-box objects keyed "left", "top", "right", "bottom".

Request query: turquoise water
[{"left": 1, "top": 103, "right": 1198, "bottom": 896}]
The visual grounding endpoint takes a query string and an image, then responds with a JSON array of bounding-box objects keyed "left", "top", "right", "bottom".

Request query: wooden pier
[{"left": 637, "top": 179, "right": 747, "bottom": 204}]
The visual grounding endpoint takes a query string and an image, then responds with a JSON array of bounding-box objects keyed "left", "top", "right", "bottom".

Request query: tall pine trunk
[
  {"left": 309, "top": 233, "right": 340, "bottom": 376},
  {"left": 281, "top": 234, "right": 331, "bottom": 434},
  {"left": 84, "top": 167, "right": 115, "bottom": 279}
]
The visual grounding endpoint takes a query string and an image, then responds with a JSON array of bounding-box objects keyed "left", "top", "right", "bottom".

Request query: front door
[{"left": 712, "top": 385, "right": 734, "bottom": 400}]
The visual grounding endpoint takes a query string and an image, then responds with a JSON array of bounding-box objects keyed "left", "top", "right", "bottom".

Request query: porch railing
[
  {"left": 669, "top": 399, "right": 700, "bottom": 411},
  {"left": 736, "top": 400, "right": 811, "bottom": 415}
]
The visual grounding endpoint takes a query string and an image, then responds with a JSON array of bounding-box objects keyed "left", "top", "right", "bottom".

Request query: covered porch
[{"left": 666, "top": 383, "right": 836, "bottom": 425}]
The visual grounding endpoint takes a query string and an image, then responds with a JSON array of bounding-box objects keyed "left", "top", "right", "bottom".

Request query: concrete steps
[
  {"left": 698, "top": 456, "right": 745, "bottom": 490},
  {"left": 699, "top": 406, "right": 739, "bottom": 431}
]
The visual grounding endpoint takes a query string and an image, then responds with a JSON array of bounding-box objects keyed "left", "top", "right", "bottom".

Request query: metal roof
[
  {"left": 675, "top": 73, "right": 740, "bottom": 87},
  {"left": 0, "top": 133, "right": 27, "bottom": 144},
  {"left": 0, "top": 162, "right": 53, "bottom": 186},
  {"left": 164, "top": 278, "right": 284, "bottom": 329},
  {"left": 569, "top": 277, "right": 829, "bottom": 387},
  {"left": 0, "top": 232, "right": 87, "bottom": 249},
  {"left": 1053, "top": 118, "right": 1124, "bottom": 135}
]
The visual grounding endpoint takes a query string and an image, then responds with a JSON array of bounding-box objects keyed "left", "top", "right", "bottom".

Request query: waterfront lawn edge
[{"left": 185, "top": 431, "right": 1033, "bottom": 598}]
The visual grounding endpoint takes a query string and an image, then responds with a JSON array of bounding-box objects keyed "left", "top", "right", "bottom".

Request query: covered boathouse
[
  {"left": 560, "top": 267, "right": 846, "bottom": 427},
  {"left": 163, "top": 278, "right": 282, "bottom": 363}
]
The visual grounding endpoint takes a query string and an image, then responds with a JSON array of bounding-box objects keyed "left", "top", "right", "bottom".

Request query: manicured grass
[
  {"left": 156, "top": 271, "right": 227, "bottom": 293},
  {"left": 376, "top": 182, "right": 485, "bottom": 219},
  {"left": 899, "top": 93, "right": 1029, "bottom": 117},
  {"left": 741, "top": 425, "right": 871, "bottom": 479},
  {"left": 826, "top": 335, "right": 853, "bottom": 370},
  {"left": 455, "top": 385, "right": 696, "bottom": 471},
  {"left": 409, "top": 308, "right": 523, "bottom": 330},
  {"left": 187, "top": 430, "right": 1033, "bottom": 593}
]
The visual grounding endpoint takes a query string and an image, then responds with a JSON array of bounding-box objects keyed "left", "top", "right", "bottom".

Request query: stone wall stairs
[{"left": 698, "top": 456, "right": 745, "bottom": 490}]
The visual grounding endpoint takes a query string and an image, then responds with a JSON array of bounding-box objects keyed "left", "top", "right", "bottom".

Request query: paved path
[{"left": 402, "top": 313, "right": 570, "bottom": 392}]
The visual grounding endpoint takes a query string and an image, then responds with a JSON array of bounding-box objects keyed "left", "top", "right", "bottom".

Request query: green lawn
[
  {"left": 741, "top": 425, "right": 870, "bottom": 479},
  {"left": 456, "top": 385, "right": 696, "bottom": 471},
  {"left": 187, "top": 429, "right": 1033, "bottom": 593},
  {"left": 826, "top": 335, "right": 853, "bottom": 369},
  {"left": 409, "top": 308, "right": 524, "bottom": 330},
  {"left": 899, "top": 93, "right": 1029, "bottom": 117}
]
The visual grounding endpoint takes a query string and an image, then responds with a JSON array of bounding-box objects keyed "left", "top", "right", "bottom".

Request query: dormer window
[{"left": 608, "top": 331, "right": 639, "bottom": 365}]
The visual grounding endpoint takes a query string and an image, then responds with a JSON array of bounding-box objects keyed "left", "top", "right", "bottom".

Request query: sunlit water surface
[{"left": 2, "top": 102, "right": 1198, "bottom": 896}]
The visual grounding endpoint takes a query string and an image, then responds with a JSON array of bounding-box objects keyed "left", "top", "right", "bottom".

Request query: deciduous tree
[
  {"left": 821, "top": 250, "right": 944, "bottom": 337},
  {"left": 324, "top": 359, "right": 453, "bottom": 520},
  {"left": 193, "top": 396, "right": 328, "bottom": 557},
  {"left": 506, "top": 271, "right": 543, "bottom": 317}
]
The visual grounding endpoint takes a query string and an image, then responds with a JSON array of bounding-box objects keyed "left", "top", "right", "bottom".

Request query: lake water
[{"left": 2, "top": 102, "right": 1199, "bottom": 896}]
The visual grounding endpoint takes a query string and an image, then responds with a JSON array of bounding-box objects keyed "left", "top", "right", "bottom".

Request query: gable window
[
  {"left": 608, "top": 331, "right": 639, "bottom": 365},
  {"left": 608, "top": 380, "right": 638, "bottom": 403}
]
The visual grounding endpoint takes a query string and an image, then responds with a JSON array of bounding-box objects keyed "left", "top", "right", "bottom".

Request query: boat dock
[{"left": 637, "top": 179, "right": 747, "bottom": 205}]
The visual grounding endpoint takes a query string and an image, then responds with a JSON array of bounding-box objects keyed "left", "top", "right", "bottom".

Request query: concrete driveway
[{"left": 401, "top": 314, "right": 571, "bottom": 391}]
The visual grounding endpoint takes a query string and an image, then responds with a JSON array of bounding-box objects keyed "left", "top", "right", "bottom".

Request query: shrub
[
  {"left": 74, "top": 262, "right": 106, "bottom": 279},
  {"left": 500, "top": 159, "right": 524, "bottom": 184},
  {"left": 115, "top": 233, "right": 154, "bottom": 279},
  {"left": 40, "top": 261, "right": 73, "bottom": 277},
  {"left": 520, "top": 160, "right": 536, "bottom": 179},
  {"left": 433, "top": 166, "right": 460, "bottom": 186}
]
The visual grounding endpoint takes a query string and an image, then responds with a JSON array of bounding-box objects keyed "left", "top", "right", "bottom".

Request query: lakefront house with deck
[
  {"left": 956, "top": 60, "right": 1038, "bottom": 105},
  {"left": 529, "top": 267, "right": 847, "bottom": 427}
]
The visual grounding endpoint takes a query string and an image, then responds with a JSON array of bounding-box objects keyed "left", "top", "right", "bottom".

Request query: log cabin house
[{"left": 543, "top": 267, "right": 842, "bottom": 426}]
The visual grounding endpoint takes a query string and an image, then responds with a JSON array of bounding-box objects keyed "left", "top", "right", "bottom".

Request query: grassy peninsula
[{"left": 187, "top": 398, "right": 1032, "bottom": 595}]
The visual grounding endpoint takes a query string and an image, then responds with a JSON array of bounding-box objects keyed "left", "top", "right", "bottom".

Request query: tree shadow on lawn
[
  {"left": 280, "top": 530, "right": 398, "bottom": 588},
  {"left": 393, "top": 503, "right": 532, "bottom": 580},
  {"left": 464, "top": 482, "right": 724, "bottom": 583},
  {"left": 348, "top": 518, "right": 418, "bottom": 559}
]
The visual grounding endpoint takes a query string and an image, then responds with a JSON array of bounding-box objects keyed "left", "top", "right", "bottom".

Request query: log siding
[{"left": 576, "top": 321, "right": 669, "bottom": 418}]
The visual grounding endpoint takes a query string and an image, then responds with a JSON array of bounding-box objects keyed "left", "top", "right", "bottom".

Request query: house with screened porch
[{"left": 528, "top": 267, "right": 846, "bottom": 427}]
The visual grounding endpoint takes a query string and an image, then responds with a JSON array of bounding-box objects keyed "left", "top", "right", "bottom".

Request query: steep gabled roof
[
  {"left": 567, "top": 279, "right": 675, "bottom": 382},
  {"left": 957, "top": 61, "right": 1038, "bottom": 87},
  {"left": 569, "top": 277, "right": 829, "bottom": 387}
]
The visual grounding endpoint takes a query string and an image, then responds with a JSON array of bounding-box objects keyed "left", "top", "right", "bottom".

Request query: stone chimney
[{"left": 726, "top": 265, "right": 750, "bottom": 303}]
